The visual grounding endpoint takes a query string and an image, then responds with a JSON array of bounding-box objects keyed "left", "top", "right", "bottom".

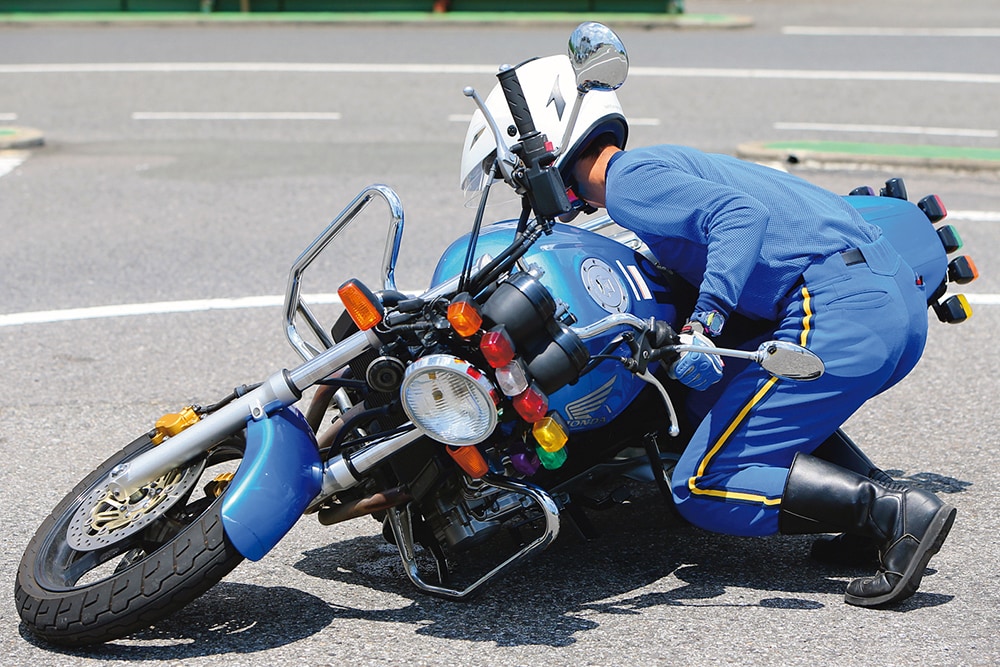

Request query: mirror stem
[{"left": 555, "top": 88, "right": 587, "bottom": 160}]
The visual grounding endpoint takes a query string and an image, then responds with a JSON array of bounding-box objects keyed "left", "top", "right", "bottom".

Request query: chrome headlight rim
[{"left": 400, "top": 354, "right": 499, "bottom": 447}]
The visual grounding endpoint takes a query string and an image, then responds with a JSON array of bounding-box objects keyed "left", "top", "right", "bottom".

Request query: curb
[
  {"left": 738, "top": 141, "right": 1000, "bottom": 175},
  {"left": 0, "top": 126, "right": 44, "bottom": 150},
  {"left": 0, "top": 11, "right": 754, "bottom": 29}
]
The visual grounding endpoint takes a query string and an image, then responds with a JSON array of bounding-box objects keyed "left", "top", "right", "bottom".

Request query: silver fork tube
[
  {"left": 107, "top": 329, "right": 374, "bottom": 499},
  {"left": 107, "top": 268, "right": 469, "bottom": 498}
]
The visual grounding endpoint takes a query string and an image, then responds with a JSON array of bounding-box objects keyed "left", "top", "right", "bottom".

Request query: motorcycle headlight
[{"left": 400, "top": 354, "right": 498, "bottom": 446}]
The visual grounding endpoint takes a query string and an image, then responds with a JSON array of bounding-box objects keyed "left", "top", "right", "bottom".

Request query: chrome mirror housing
[{"left": 568, "top": 22, "right": 629, "bottom": 92}]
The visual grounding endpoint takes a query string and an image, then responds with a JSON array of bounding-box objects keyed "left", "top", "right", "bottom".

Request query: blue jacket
[{"left": 605, "top": 145, "right": 882, "bottom": 322}]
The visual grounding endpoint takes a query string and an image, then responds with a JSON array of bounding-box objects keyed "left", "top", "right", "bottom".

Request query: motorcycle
[{"left": 15, "top": 23, "right": 977, "bottom": 647}]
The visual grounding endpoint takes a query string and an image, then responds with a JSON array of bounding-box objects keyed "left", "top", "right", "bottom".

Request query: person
[
  {"left": 567, "top": 134, "right": 955, "bottom": 607},
  {"left": 458, "top": 54, "right": 956, "bottom": 607}
]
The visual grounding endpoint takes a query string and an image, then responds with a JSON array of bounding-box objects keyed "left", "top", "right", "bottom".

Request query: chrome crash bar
[
  {"left": 385, "top": 475, "right": 561, "bottom": 600},
  {"left": 284, "top": 184, "right": 405, "bottom": 361}
]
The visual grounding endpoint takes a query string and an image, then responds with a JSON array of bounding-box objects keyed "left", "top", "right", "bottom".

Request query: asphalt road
[{"left": 1, "top": 1, "right": 998, "bottom": 665}]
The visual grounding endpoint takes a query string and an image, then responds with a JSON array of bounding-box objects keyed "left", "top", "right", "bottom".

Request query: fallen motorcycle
[{"left": 15, "top": 23, "right": 977, "bottom": 646}]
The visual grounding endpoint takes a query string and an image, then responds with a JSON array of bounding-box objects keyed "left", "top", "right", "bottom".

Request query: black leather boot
[
  {"left": 780, "top": 453, "right": 956, "bottom": 607},
  {"left": 807, "top": 430, "right": 895, "bottom": 566},
  {"left": 809, "top": 469, "right": 908, "bottom": 567}
]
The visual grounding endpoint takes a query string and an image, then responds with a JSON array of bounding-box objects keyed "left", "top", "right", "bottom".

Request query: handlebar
[
  {"left": 494, "top": 64, "right": 572, "bottom": 221},
  {"left": 497, "top": 65, "right": 537, "bottom": 139}
]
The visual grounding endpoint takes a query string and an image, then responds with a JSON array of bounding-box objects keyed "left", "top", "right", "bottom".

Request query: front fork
[{"left": 99, "top": 327, "right": 416, "bottom": 560}]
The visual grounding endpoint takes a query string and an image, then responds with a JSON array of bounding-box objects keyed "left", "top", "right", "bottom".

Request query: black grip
[{"left": 497, "top": 67, "right": 536, "bottom": 138}]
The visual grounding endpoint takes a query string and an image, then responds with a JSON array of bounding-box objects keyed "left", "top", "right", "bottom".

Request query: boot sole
[{"left": 843, "top": 503, "right": 956, "bottom": 608}]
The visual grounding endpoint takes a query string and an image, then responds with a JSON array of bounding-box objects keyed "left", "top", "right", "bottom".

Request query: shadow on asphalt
[{"left": 23, "top": 474, "right": 960, "bottom": 659}]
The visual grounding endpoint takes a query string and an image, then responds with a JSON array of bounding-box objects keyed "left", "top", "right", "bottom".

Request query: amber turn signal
[
  {"left": 447, "top": 293, "right": 483, "bottom": 338},
  {"left": 338, "top": 279, "right": 384, "bottom": 331}
]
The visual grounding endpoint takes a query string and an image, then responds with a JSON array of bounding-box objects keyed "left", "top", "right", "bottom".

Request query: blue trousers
[{"left": 670, "top": 236, "right": 929, "bottom": 536}]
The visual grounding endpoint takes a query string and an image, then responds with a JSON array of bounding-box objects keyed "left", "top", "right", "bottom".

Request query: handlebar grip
[{"left": 497, "top": 66, "right": 537, "bottom": 139}]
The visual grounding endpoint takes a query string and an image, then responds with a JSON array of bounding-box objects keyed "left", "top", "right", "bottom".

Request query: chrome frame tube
[
  {"left": 319, "top": 427, "right": 424, "bottom": 497},
  {"left": 571, "top": 312, "right": 649, "bottom": 340},
  {"left": 385, "top": 475, "right": 560, "bottom": 600},
  {"left": 284, "top": 184, "right": 404, "bottom": 361},
  {"left": 108, "top": 330, "right": 375, "bottom": 499}
]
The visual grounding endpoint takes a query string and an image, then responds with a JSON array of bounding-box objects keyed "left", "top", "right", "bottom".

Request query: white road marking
[
  {"left": 448, "top": 114, "right": 662, "bottom": 127},
  {"left": 0, "top": 294, "right": 341, "bottom": 328},
  {"left": 783, "top": 27, "right": 1000, "bottom": 38},
  {"left": 774, "top": 121, "right": 998, "bottom": 139},
  {"left": 0, "top": 112, "right": 17, "bottom": 121},
  {"left": 949, "top": 211, "right": 1000, "bottom": 223},
  {"left": 0, "top": 152, "right": 26, "bottom": 179},
  {"left": 0, "top": 62, "right": 499, "bottom": 75},
  {"left": 1, "top": 62, "right": 999, "bottom": 86},
  {"left": 3, "top": 283, "right": 1000, "bottom": 328},
  {"left": 132, "top": 111, "right": 341, "bottom": 120},
  {"left": 628, "top": 66, "right": 1000, "bottom": 85}
]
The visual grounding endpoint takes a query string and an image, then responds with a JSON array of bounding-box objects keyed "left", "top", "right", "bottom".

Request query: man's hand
[{"left": 669, "top": 325, "right": 724, "bottom": 391}]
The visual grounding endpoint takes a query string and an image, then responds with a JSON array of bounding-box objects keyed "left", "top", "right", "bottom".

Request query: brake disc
[{"left": 66, "top": 459, "right": 206, "bottom": 551}]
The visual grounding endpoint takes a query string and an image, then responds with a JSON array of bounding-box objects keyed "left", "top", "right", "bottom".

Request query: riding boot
[
  {"left": 808, "top": 430, "right": 896, "bottom": 566},
  {"left": 779, "top": 453, "right": 957, "bottom": 607},
  {"left": 809, "top": 468, "right": 908, "bottom": 566}
]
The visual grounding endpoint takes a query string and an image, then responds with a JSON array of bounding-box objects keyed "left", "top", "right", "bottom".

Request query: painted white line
[
  {"left": 783, "top": 26, "right": 1000, "bottom": 38},
  {"left": 949, "top": 210, "right": 1000, "bottom": 223},
  {"left": 133, "top": 111, "right": 341, "bottom": 121},
  {"left": 0, "top": 62, "right": 499, "bottom": 75},
  {"left": 966, "top": 294, "right": 1000, "bottom": 305},
  {"left": 0, "top": 294, "right": 343, "bottom": 328},
  {"left": 0, "top": 153, "right": 26, "bottom": 179},
  {"left": 4, "top": 284, "right": 1000, "bottom": 328},
  {"left": 774, "top": 121, "right": 998, "bottom": 139},
  {"left": 0, "top": 112, "right": 17, "bottom": 121},
  {"left": 629, "top": 66, "right": 1000, "bottom": 86},
  {"left": 448, "top": 113, "right": 659, "bottom": 126},
  {"left": 2, "top": 62, "right": 999, "bottom": 86}
]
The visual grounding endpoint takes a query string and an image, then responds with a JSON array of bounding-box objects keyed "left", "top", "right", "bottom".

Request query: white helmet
[{"left": 459, "top": 54, "right": 628, "bottom": 195}]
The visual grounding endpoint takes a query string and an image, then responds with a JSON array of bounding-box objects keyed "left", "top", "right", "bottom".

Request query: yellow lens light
[
  {"left": 532, "top": 413, "right": 569, "bottom": 453},
  {"left": 956, "top": 293, "right": 973, "bottom": 319},
  {"left": 338, "top": 280, "right": 383, "bottom": 331},
  {"left": 447, "top": 295, "right": 483, "bottom": 338}
]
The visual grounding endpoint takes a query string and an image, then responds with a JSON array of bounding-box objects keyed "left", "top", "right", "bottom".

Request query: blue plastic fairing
[
  {"left": 221, "top": 407, "right": 323, "bottom": 561},
  {"left": 845, "top": 195, "right": 947, "bottom": 290},
  {"left": 433, "top": 221, "right": 680, "bottom": 432}
]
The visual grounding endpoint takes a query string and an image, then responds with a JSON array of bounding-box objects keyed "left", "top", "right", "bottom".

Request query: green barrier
[{"left": 0, "top": 0, "right": 683, "bottom": 13}]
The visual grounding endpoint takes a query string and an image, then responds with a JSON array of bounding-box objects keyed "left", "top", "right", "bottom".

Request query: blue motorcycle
[{"left": 15, "top": 23, "right": 975, "bottom": 646}]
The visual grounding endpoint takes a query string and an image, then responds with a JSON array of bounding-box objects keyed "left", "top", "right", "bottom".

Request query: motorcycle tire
[{"left": 15, "top": 429, "right": 246, "bottom": 647}]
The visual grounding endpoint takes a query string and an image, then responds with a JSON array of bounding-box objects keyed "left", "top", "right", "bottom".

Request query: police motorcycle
[{"left": 16, "top": 23, "right": 976, "bottom": 647}]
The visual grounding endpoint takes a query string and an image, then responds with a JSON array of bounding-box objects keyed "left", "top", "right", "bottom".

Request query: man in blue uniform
[{"left": 569, "top": 137, "right": 955, "bottom": 607}]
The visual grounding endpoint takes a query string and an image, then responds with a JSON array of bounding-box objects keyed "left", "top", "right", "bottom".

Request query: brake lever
[{"left": 464, "top": 86, "right": 520, "bottom": 186}]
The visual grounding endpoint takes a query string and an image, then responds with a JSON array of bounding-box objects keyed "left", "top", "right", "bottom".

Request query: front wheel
[{"left": 15, "top": 430, "right": 246, "bottom": 646}]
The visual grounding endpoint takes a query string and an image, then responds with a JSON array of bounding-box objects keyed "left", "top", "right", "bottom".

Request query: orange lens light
[
  {"left": 447, "top": 294, "right": 483, "bottom": 338},
  {"left": 338, "top": 280, "right": 383, "bottom": 331},
  {"left": 948, "top": 255, "right": 979, "bottom": 285},
  {"left": 446, "top": 445, "right": 490, "bottom": 478}
]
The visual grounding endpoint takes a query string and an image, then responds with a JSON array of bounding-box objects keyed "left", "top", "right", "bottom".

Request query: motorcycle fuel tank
[{"left": 432, "top": 221, "right": 681, "bottom": 432}]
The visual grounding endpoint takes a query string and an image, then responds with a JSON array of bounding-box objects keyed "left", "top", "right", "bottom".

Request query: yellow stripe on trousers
[
  {"left": 686, "top": 375, "right": 782, "bottom": 505},
  {"left": 685, "top": 285, "right": 813, "bottom": 506}
]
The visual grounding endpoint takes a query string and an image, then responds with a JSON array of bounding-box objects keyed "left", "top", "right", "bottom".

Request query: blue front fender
[{"left": 221, "top": 407, "right": 323, "bottom": 561}]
